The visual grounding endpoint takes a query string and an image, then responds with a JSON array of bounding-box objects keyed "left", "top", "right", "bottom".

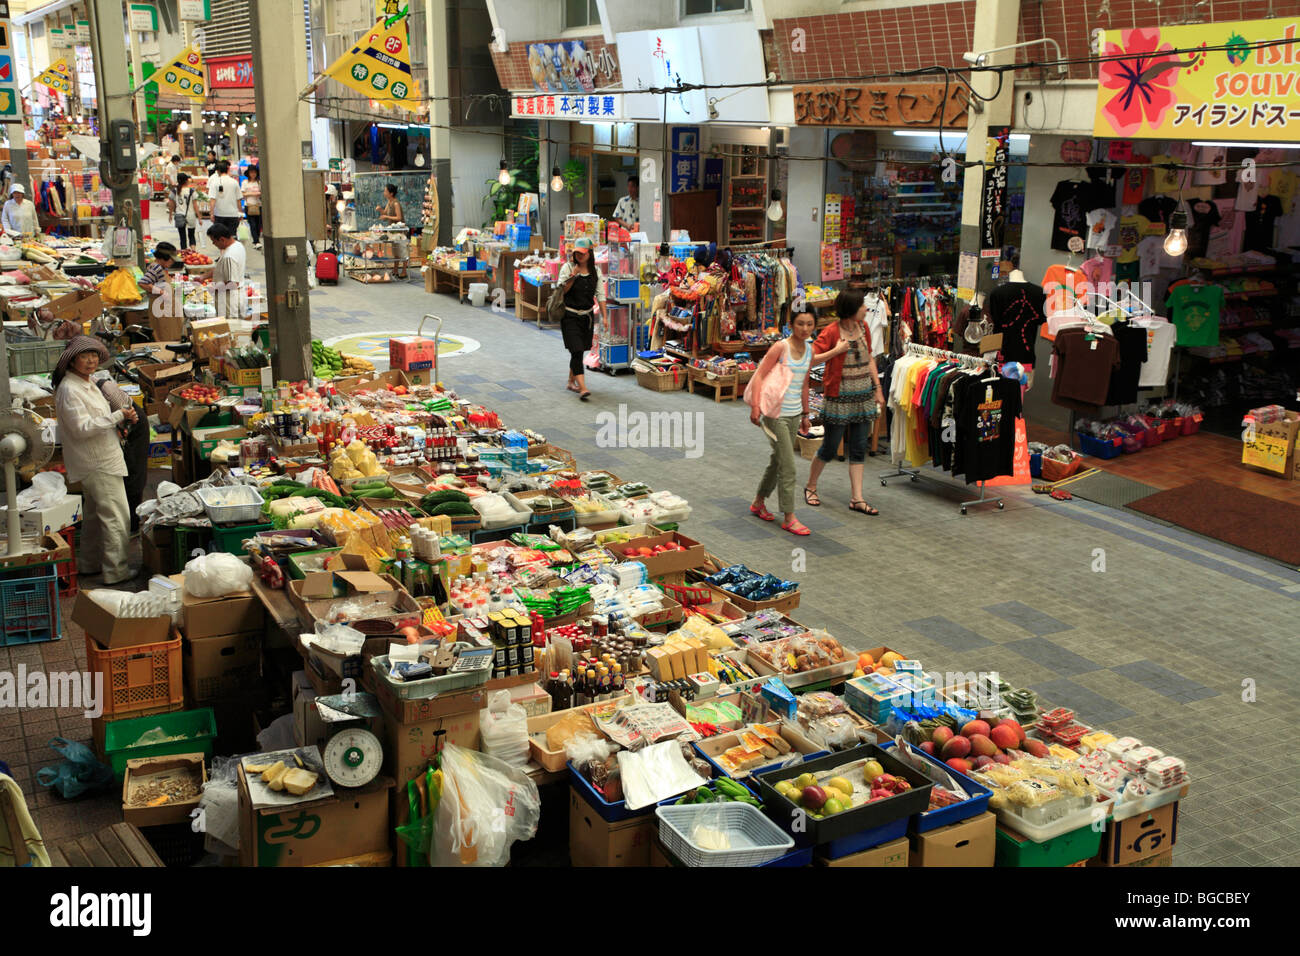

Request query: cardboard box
[
  {"left": 137, "top": 361, "right": 195, "bottom": 400},
  {"left": 191, "top": 424, "right": 247, "bottom": 458},
  {"left": 372, "top": 673, "right": 493, "bottom": 724},
  {"left": 389, "top": 336, "right": 437, "bottom": 371},
  {"left": 1243, "top": 411, "right": 1300, "bottom": 477},
  {"left": 291, "top": 671, "right": 327, "bottom": 750},
  {"left": 1091, "top": 848, "right": 1174, "bottom": 868},
  {"left": 142, "top": 525, "right": 174, "bottom": 576},
  {"left": 526, "top": 696, "right": 633, "bottom": 772},
  {"left": 183, "top": 630, "right": 261, "bottom": 703},
  {"left": 237, "top": 767, "right": 392, "bottom": 867},
  {"left": 424, "top": 267, "right": 435, "bottom": 293},
  {"left": 0, "top": 494, "right": 82, "bottom": 536},
  {"left": 909, "top": 811, "right": 996, "bottom": 867},
  {"left": 190, "top": 319, "right": 232, "bottom": 361},
  {"left": 1097, "top": 801, "right": 1178, "bottom": 866},
  {"left": 72, "top": 589, "right": 172, "bottom": 649},
  {"left": 47, "top": 288, "right": 104, "bottom": 323},
  {"left": 170, "top": 575, "right": 265, "bottom": 640},
  {"left": 383, "top": 707, "right": 480, "bottom": 785},
  {"left": 569, "top": 786, "right": 654, "bottom": 867},
  {"left": 122, "top": 753, "right": 207, "bottom": 828},
  {"left": 605, "top": 532, "right": 707, "bottom": 577},
  {"left": 817, "top": 836, "right": 909, "bottom": 867}
]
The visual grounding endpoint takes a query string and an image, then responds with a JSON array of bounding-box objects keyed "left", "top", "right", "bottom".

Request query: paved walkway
[{"left": 4, "top": 221, "right": 1297, "bottom": 866}]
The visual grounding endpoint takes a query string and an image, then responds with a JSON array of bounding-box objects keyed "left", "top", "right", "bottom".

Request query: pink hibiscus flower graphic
[{"left": 1099, "top": 28, "right": 1181, "bottom": 136}]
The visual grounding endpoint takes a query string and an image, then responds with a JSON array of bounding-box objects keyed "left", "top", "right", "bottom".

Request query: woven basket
[{"left": 635, "top": 367, "right": 686, "bottom": 391}]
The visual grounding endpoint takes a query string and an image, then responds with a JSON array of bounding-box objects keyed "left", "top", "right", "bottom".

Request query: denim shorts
[{"left": 817, "top": 420, "right": 872, "bottom": 464}]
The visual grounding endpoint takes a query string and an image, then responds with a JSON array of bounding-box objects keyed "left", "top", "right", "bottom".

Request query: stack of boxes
[{"left": 389, "top": 335, "right": 437, "bottom": 374}]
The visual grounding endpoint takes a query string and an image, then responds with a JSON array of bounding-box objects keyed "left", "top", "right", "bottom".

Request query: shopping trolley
[{"left": 417, "top": 313, "right": 444, "bottom": 382}]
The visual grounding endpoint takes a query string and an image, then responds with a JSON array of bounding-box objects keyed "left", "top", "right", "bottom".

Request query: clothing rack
[{"left": 877, "top": 343, "right": 1007, "bottom": 516}]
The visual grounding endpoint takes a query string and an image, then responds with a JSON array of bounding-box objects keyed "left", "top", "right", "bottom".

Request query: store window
[
  {"left": 591, "top": 122, "right": 636, "bottom": 151},
  {"left": 565, "top": 0, "right": 601, "bottom": 28},
  {"left": 682, "top": 0, "right": 749, "bottom": 15}
]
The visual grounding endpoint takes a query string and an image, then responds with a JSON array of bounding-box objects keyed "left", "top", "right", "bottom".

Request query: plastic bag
[
  {"left": 15, "top": 471, "right": 66, "bottom": 510},
  {"left": 183, "top": 552, "right": 254, "bottom": 597},
  {"left": 311, "top": 621, "right": 366, "bottom": 656},
  {"left": 479, "top": 691, "right": 530, "bottom": 768},
  {"left": 36, "top": 737, "right": 114, "bottom": 799},
  {"left": 431, "top": 745, "right": 540, "bottom": 867},
  {"left": 237, "top": 220, "right": 252, "bottom": 243}
]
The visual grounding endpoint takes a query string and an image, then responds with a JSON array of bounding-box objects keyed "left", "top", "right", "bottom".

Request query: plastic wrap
[{"left": 183, "top": 552, "right": 254, "bottom": 597}]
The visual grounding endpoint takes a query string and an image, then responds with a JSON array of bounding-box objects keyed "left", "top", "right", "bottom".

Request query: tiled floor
[{"left": 5, "top": 219, "right": 1299, "bottom": 865}]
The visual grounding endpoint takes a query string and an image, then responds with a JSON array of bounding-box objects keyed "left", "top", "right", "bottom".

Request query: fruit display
[
  {"left": 180, "top": 250, "right": 213, "bottom": 267},
  {"left": 770, "top": 756, "right": 912, "bottom": 820},
  {"left": 175, "top": 383, "right": 222, "bottom": 404},
  {"left": 910, "top": 715, "right": 1048, "bottom": 776},
  {"left": 852, "top": 648, "right": 904, "bottom": 678},
  {"left": 620, "top": 540, "right": 688, "bottom": 557},
  {"left": 340, "top": 354, "right": 375, "bottom": 376},
  {"left": 312, "top": 340, "right": 344, "bottom": 379}
]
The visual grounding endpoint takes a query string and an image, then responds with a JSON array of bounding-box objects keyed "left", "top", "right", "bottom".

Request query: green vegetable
[
  {"left": 694, "top": 786, "right": 714, "bottom": 804},
  {"left": 714, "top": 777, "right": 750, "bottom": 800},
  {"left": 419, "top": 489, "right": 470, "bottom": 508},
  {"left": 360, "top": 486, "right": 397, "bottom": 500},
  {"left": 427, "top": 501, "right": 476, "bottom": 517}
]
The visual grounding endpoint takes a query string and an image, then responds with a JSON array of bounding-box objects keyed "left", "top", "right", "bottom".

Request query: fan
[{"left": 0, "top": 407, "right": 54, "bottom": 556}]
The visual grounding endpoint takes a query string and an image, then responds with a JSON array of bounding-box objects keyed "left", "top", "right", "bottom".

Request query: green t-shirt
[{"left": 1166, "top": 284, "right": 1224, "bottom": 347}]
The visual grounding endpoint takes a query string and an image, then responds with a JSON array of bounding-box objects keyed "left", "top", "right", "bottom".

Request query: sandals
[
  {"left": 579, "top": 391, "right": 591, "bottom": 401},
  {"left": 1032, "top": 483, "right": 1054, "bottom": 495},
  {"left": 566, "top": 382, "right": 580, "bottom": 393},
  {"left": 782, "top": 518, "right": 811, "bottom": 536},
  {"left": 750, "top": 503, "right": 775, "bottom": 522},
  {"left": 803, "top": 487, "right": 821, "bottom": 507},
  {"left": 1050, "top": 489, "right": 1073, "bottom": 501},
  {"left": 849, "top": 499, "right": 879, "bottom": 516}
]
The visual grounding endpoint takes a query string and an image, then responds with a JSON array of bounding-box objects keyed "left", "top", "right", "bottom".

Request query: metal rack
[{"left": 877, "top": 344, "right": 1008, "bottom": 516}]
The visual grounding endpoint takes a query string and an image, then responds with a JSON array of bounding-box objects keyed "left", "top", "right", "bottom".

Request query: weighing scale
[{"left": 315, "top": 691, "right": 385, "bottom": 789}]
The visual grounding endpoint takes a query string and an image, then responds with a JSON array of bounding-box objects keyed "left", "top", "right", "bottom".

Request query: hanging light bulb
[
  {"left": 550, "top": 166, "right": 564, "bottom": 192},
  {"left": 1163, "top": 210, "right": 1189, "bottom": 257},
  {"left": 497, "top": 159, "right": 511, "bottom": 186},
  {"left": 766, "top": 189, "right": 784, "bottom": 222},
  {"left": 414, "top": 153, "right": 426, "bottom": 167},
  {"left": 179, "top": 119, "right": 189, "bottom": 132},
  {"left": 236, "top": 123, "right": 247, "bottom": 136},
  {"left": 336, "top": 199, "right": 346, "bottom": 214}
]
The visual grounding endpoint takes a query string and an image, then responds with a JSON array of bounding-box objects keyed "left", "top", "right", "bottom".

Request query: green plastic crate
[
  {"left": 6, "top": 338, "right": 65, "bottom": 376},
  {"left": 995, "top": 822, "right": 1103, "bottom": 867},
  {"left": 287, "top": 547, "right": 342, "bottom": 579},
  {"left": 171, "top": 526, "right": 214, "bottom": 573},
  {"left": 102, "top": 707, "right": 217, "bottom": 781},
  {"left": 210, "top": 521, "right": 273, "bottom": 555}
]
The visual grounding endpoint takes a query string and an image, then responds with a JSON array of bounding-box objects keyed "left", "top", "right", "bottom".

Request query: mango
[
  {"left": 961, "top": 719, "right": 991, "bottom": 739},
  {"left": 827, "top": 776, "right": 854, "bottom": 796},
  {"left": 968, "top": 733, "right": 998, "bottom": 758},
  {"left": 941, "top": 735, "right": 972, "bottom": 759}
]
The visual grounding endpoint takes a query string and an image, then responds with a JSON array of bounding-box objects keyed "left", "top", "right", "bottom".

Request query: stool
[{"left": 687, "top": 369, "right": 738, "bottom": 403}]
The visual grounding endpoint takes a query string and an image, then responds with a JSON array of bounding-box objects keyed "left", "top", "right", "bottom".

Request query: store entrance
[{"left": 590, "top": 152, "right": 637, "bottom": 222}]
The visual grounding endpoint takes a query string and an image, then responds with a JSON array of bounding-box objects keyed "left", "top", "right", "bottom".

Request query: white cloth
[
  {"left": 1086, "top": 208, "right": 1117, "bottom": 250},
  {"left": 80, "top": 470, "right": 131, "bottom": 583},
  {"left": 210, "top": 173, "right": 242, "bottom": 218},
  {"left": 1, "top": 199, "right": 36, "bottom": 234},
  {"left": 612, "top": 194, "right": 639, "bottom": 226},
  {"left": 55, "top": 374, "right": 127, "bottom": 483},
  {"left": 164, "top": 161, "right": 178, "bottom": 187},
  {"left": 863, "top": 293, "right": 890, "bottom": 358},
  {"left": 214, "top": 241, "right": 247, "bottom": 318},
  {"left": 1136, "top": 319, "right": 1177, "bottom": 388}
]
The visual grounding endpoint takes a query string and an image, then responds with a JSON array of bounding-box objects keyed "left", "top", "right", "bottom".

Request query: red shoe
[
  {"left": 782, "top": 518, "right": 811, "bottom": 536},
  {"left": 750, "top": 503, "right": 775, "bottom": 521}
]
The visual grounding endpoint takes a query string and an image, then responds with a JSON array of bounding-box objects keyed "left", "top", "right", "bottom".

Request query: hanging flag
[
  {"left": 323, "top": 12, "right": 419, "bottom": 112},
  {"left": 35, "top": 59, "right": 75, "bottom": 95},
  {"left": 150, "top": 43, "right": 207, "bottom": 101}
]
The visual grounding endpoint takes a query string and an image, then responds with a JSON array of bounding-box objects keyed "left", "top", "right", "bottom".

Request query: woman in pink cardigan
[{"left": 743, "top": 312, "right": 840, "bottom": 535}]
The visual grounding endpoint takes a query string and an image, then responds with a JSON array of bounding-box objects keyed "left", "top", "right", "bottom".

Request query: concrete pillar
[
  {"left": 959, "top": 0, "right": 1021, "bottom": 295},
  {"left": 424, "top": 0, "right": 451, "bottom": 245},
  {"left": 639, "top": 124, "right": 666, "bottom": 245},
  {"left": 252, "top": 0, "right": 314, "bottom": 382},
  {"left": 88, "top": 0, "right": 146, "bottom": 268},
  {"left": 184, "top": 21, "right": 202, "bottom": 154}
]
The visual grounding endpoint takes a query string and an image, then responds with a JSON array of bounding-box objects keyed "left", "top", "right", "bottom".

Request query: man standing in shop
[
  {"left": 208, "top": 223, "right": 247, "bottom": 320},
  {"left": 610, "top": 175, "right": 639, "bottom": 231},
  {"left": 209, "top": 160, "right": 243, "bottom": 237}
]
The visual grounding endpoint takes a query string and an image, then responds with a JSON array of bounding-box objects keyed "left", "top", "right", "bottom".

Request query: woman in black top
[{"left": 557, "top": 237, "right": 605, "bottom": 401}]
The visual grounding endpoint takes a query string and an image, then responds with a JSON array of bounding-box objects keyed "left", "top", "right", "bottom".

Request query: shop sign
[
  {"left": 178, "top": 0, "right": 211, "bottom": 21},
  {"left": 670, "top": 126, "right": 699, "bottom": 194},
  {"left": 509, "top": 92, "right": 623, "bottom": 121},
  {"left": 128, "top": 5, "right": 157, "bottom": 33},
  {"left": 1095, "top": 18, "right": 1300, "bottom": 141},
  {"left": 793, "top": 83, "right": 970, "bottom": 128},
  {"left": 980, "top": 127, "right": 1010, "bottom": 255},
  {"left": 617, "top": 26, "right": 769, "bottom": 124},
  {"left": 209, "top": 55, "right": 253, "bottom": 89},
  {"left": 525, "top": 40, "right": 598, "bottom": 94}
]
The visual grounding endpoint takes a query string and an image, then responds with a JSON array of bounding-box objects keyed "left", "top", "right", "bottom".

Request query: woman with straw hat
[
  {"left": 53, "top": 337, "right": 137, "bottom": 585},
  {"left": 557, "top": 236, "right": 604, "bottom": 401}
]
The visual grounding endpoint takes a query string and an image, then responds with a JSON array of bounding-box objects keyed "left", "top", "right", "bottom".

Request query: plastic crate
[
  {"left": 1076, "top": 432, "right": 1123, "bottom": 460},
  {"left": 6, "top": 338, "right": 65, "bottom": 376},
  {"left": 87, "top": 633, "right": 183, "bottom": 718},
  {"left": 172, "top": 526, "right": 214, "bottom": 573},
  {"left": 1029, "top": 453, "right": 1042, "bottom": 478},
  {"left": 209, "top": 521, "right": 273, "bottom": 555},
  {"left": 195, "top": 485, "right": 265, "bottom": 524},
  {"left": 656, "top": 803, "right": 794, "bottom": 867},
  {"left": 139, "top": 821, "right": 206, "bottom": 867},
  {"left": 56, "top": 525, "right": 80, "bottom": 597},
  {"left": 0, "top": 567, "right": 61, "bottom": 646},
  {"left": 568, "top": 761, "right": 657, "bottom": 823},
  {"left": 1181, "top": 414, "right": 1202, "bottom": 436},
  {"left": 994, "top": 821, "right": 1104, "bottom": 867},
  {"left": 102, "top": 707, "right": 217, "bottom": 781},
  {"left": 371, "top": 653, "right": 489, "bottom": 700},
  {"left": 878, "top": 740, "right": 993, "bottom": 833}
]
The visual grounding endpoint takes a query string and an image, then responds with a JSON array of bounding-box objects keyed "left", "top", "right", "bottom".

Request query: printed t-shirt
[
  {"left": 1042, "top": 265, "right": 1084, "bottom": 312},
  {"left": 1080, "top": 255, "right": 1113, "bottom": 290},
  {"left": 952, "top": 375, "right": 1022, "bottom": 483},
  {"left": 1050, "top": 180, "right": 1109, "bottom": 251},
  {"left": 1186, "top": 199, "right": 1221, "bottom": 260},
  {"left": 1193, "top": 145, "right": 1227, "bottom": 185},
  {"left": 1166, "top": 284, "right": 1224, "bottom": 347},
  {"left": 1150, "top": 156, "right": 1182, "bottom": 194},
  {"left": 1121, "top": 158, "right": 1149, "bottom": 205},
  {"left": 1243, "top": 195, "right": 1283, "bottom": 252},
  {"left": 1137, "top": 320, "right": 1177, "bottom": 388},
  {"left": 1086, "top": 208, "right": 1117, "bottom": 250},
  {"left": 1117, "top": 215, "right": 1145, "bottom": 263},
  {"left": 1138, "top": 195, "right": 1178, "bottom": 232}
]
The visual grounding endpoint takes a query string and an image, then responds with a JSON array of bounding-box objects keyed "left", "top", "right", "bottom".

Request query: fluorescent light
[
  {"left": 891, "top": 131, "right": 1028, "bottom": 140},
  {"left": 1191, "top": 140, "right": 1300, "bottom": 149}
]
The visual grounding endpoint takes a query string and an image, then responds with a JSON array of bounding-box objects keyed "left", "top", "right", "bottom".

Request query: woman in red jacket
[{"left": 804, "top": 291, "right": 886, "bottom": 515}]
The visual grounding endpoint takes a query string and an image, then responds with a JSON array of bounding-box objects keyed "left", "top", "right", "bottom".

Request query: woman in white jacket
[{"left": 53, "top": 337, "right": 138, "bottom": 585}]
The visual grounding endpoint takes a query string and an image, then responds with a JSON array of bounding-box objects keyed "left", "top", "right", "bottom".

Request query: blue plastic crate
[
  {"left": 600, "top": 343, "right": 631, "bottom": 367},
  {"left": 822, "top": 817, "right": 909, "bottom": 859},
  {"left": 0, "top": 568, "right": 61, "bottom": 646},
  {"left": 1076, "top": 432, "right": 1123, "bottom": 460},
  {"left": 568, "top": 761, "right": 655, "bottom": 823},
  {"left": 761, "top": 844, "right": 814, "bottom": 867},
  {"left": 878, "top": 740, "right": 992, "bottom": 833}
]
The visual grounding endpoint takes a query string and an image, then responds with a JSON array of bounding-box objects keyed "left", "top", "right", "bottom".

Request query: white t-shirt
[
  {"left": 215, "top": 240, "right": 247, "bottom": 317},
  {"left": 1137, "top": 319, "right": 1177, "bottom": 388},
  {"left": 210, "top": 174, "right": 242, "bottom": 218},
  {"left": 863, "top": 293, "right": 890, "bottom": 357},
  {"left": 1235, "top": 176, "right": 1259, "bottom": 211},
  {"left": 1086, "top": 208, "right": 1117, "bottom": 250}
]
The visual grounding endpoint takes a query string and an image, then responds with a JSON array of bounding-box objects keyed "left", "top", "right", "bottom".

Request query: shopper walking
[
  {"left": 241, "top": 164, "right": 262, "bottom": 248},
  {"left": 171, "top": 173, "right": 199, "bottom": 249},
  {"left": 556, "top": 237, "right": 604, "bottom": 401},
  {"left": 53, "top": 337, "right": 136, "bottom": 585},
  {"left": 745, "top": 311, "right": 833, "bottom": 536},
  {"left": 804, "top": 291, "right": 886, "bottom": 516},
  {"left": 209, "top": 160, "right": 243, "bottom": 237}
]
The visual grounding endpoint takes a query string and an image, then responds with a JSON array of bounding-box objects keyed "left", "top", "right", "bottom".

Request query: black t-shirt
[
  {"left": 1186, "top": 199, "right": 1221, "bottom": 259},
  {"left": 986, "top": 281, "right": 1047, "bottom": 364},
  {"left": 1104, "top": 323, "right": 1150, "bottom": 406},
  {"left": 1243, "top": 195, "right": 1283, "bottom": 252},
  {"left": 1137, "top": 195, "right": 1178, "bottom": 231},
  {"left": 952, "top": 374, "right": 1022, "bottom": 484},
  {"left": 1050, "top": 181, "right": 1110, "bottom": 251}
]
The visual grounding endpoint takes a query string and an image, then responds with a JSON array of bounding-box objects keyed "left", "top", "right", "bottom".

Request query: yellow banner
[
  {"left": 35, "top": 59, "right": 74, "bottom": 95},
  {"left": 152, "top": 43, "right": 207, "bottom": 101},
  {"left": 325, "top": 14, "right": 419, "bottom": 112},
  {"left": 1095, "top": 18, "right": 1300, "bottom": 141}
]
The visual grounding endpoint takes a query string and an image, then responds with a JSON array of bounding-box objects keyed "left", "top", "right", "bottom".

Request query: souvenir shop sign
[
  {"left": 209, "top": 55, "right": 253, "bottom": 89},
  {"left": 980, "top": 127, "right": 1010, "bottom": 254},
  {"left": 793, "top": 83, "right": 970, "bottom": 128},
  {"left": 1094, "top": 18, "right": 1300, "bottom": 141},
  {"left": 510, "top": 92, "right": 624, "bottom": 121},
  {"left": 152, "top": 43, "right": 206, "bottom": 101}
]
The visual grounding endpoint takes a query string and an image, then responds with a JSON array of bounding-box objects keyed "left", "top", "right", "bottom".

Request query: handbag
[{"left": 546, "top": 283, "right": 566, "bottom": 322}]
